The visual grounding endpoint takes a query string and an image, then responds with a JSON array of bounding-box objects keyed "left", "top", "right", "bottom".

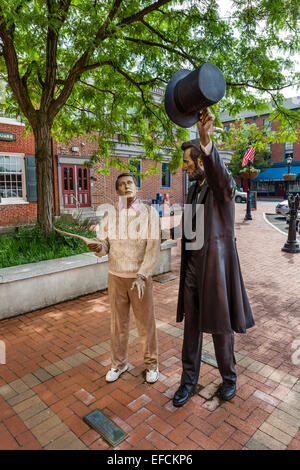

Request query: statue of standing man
[{"left": 86, "top": 172, "right": 160, "bottom": 384}]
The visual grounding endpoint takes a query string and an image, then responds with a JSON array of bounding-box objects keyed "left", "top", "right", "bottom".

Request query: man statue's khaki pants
[{"left": 108, "top": 273, "right": 158, "bottom": 371}]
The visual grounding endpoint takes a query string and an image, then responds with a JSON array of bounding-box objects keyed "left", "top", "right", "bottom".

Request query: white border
[{"left": 263, "top": 212, "right": 287, "bottom": 237}]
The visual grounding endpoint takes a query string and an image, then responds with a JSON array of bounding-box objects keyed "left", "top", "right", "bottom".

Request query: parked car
[
  {"left": 275, "top": 200, "right": 289, "bottom": 216},
  {"left": 235, "top": 188, "right": 247, "bottom": 203}
]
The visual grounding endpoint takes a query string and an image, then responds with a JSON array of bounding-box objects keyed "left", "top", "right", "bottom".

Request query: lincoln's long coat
[{"left": 176, "top": 145, "right": 254, "bottom": 334}]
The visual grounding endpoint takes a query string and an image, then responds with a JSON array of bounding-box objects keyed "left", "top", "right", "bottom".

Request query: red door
[
  {"left": 62, "top": 165, "right": 76, "bottom": 208},
  {"left": 61, "top": 165, "right": 91, "bottom": 208},
  {"left": 76, "top": 166, "right": 90, "bottom": 207}
]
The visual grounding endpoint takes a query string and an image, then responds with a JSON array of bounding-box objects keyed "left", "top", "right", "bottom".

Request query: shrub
[{"left": 0, "top": 217, "right": 96, "bottom": 269}]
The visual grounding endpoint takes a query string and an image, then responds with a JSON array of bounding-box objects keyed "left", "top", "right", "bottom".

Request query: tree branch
[
  {"left": 81, "top": 60, "right": 117, "bottom": 72},
  {"left": 0, "top": 13, "right": 36, "bottom": 124},
  {"left": 21, "top": 61, "right": 35, "bottom": 85},
  {"left": 79, "top": 80, "right": 115, "bottom": 95},
  {"left": 227, "top": 81, "right": 300, "bottom": 92},
  {"left": 117, "top": 0, "right": 173, "bottom": 27},
  {"left": 141, "top": 18, "right": 177, "bottom": 45},
  {"left": 41, "top": 0, "right": 72, "bottom": 111},
  {"left": 65, "top": 102, "right": 95, "bottom": 115},
  {"left": 104, "top": 63, "right": 165, "bottom": 126},
  {"left": 95, "top": 0, "right": 123, "bottom": 42},
  {"left": 49, "top": 59, "right": 114, "bottom": 119},
  {"left": 123, "top": 36, "right": 197, "bottom": 66},
  {"left": 48, "top": 1, "right": 172, "bottom": 121},
  {"left": 48, "top": 1, "right": 124, "bottom": 119}
]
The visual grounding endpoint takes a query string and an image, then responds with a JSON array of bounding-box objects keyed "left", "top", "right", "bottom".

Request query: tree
[
  {"left": 221, "top": 120, "right": 271, "bottom": 180},
  {"left": 0, "top": 0, "right": 299, "bottom": 235}
]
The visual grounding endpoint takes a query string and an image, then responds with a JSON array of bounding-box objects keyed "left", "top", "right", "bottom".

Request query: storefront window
[
  {"left": 0, "top": 155, "right": 23, "bottom": 199},
  {"left": 256, "top": 181, "right": 275, "bottom": 194}
]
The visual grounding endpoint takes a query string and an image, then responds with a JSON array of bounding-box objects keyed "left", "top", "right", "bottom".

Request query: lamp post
[
  {"left": 244, "top": 160, "right": 252, "bottom": 220},
  {"left": 282, "top": 157, "right": 300, "bottom": 253},
  {"left": 284, "top": 156, "right": 293, "bottom": 199},
  {"left": 282, "top": 194, "right": 300, "bottom": 253},
  {"left": 240, "top": 161, "right": 259, "bottom": 221}
]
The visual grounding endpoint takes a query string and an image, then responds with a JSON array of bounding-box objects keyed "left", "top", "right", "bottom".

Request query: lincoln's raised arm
[{"left": 197, "top": 109, "right": 235, "bottom": 202}]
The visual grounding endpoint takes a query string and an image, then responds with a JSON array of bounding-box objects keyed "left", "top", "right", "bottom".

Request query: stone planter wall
[{"left": 0, "top": 241, "right": 177, "bottom": 320}]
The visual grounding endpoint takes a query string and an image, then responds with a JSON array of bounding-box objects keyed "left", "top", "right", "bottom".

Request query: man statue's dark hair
[
  {"left": 115, "top": 172, "right": 138, "bottom": 190},
  {"left": 181, "top": 140, "right": 202, "bottom": 166}
]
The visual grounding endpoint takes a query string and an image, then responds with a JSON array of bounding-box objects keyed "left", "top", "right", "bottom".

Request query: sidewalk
[{"left": 0, "top": 202, "right": 299, "bottom": 450}]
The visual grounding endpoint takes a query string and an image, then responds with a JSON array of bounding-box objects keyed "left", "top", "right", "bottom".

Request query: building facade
[
  {"left": 0, "top": 117, "right": 37, "bottom": 226},
  {"left": 220, "top": 96, "right": 300, "bottom": 198}
]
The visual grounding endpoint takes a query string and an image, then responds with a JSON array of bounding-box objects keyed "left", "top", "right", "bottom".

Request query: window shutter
[{"left": 25, "top": 155, "right": 37, "bottom": 202}]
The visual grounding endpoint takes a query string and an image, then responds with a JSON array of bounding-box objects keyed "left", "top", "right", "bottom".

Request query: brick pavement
[{"left": 0, "top": 202, "right": 299, "bottom": 450}]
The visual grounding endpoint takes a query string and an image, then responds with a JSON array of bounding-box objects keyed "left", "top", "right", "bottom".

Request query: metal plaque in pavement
[{"left": 83, "top": 409, "right": 128, "bottom": 447}]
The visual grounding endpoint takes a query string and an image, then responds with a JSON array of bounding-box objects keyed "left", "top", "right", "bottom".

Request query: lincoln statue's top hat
[{"left": 164, "top": 62, "right": 226, "bottom": 128}]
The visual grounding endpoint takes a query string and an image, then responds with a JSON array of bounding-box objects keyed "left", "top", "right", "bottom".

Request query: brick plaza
[{"left": 0, "top": 202, "right": 299, "bottom": 450}]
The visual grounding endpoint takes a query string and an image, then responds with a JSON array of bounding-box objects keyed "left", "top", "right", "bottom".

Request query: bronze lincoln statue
[{"left": 165, "top": 64, "right": 254, "bottom": 407}]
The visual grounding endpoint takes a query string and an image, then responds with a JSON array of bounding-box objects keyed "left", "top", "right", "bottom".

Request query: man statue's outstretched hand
[
  {"left": 131, "top": 277, "right": 145, "bottom": 300},
  {"left": 197, "top": 108, "right": 215, "bottom": 148},
  {"left": 84, "top": 238, "right": 103, "bottom": 253}
]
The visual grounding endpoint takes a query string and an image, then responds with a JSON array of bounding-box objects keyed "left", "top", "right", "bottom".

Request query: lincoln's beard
[{"left": 188, "top": 166, "right": 206, "bottom": 183}]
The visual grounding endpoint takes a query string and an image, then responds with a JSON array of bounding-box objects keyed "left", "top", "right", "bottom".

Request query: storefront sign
[
  {"left": 0, "top": 131, "right": 17, "bottom": 141},
  {"left": 249, "top": 191, "right": 257, "bottom": 210}
]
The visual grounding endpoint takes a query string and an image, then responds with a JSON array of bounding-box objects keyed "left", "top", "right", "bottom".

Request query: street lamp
[
  {"left": 281, "top": 194, "right": 300, "bottom": 253},
  {"left": 282, "top": 157, "right": 300, "bottom": 253},
  {"left": 284, "top": 156, "right": 293, "bottom": 199},
  {"left": 239, "top": 161, "right": 259, "bottom": 221}
]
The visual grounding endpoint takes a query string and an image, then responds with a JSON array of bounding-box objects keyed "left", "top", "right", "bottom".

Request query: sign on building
[{"left": 0, "top": 131, "right": 17, "bottom": 141}]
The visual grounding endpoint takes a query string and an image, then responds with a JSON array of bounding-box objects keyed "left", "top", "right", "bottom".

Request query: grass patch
[{"left": 0, "top": 215, "right": 97, "bottom": 269}]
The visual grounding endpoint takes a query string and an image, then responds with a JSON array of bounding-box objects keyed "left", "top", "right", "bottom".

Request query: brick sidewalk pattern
[{"left": 0, "top": 202, "right": 299, "bottom": 450}]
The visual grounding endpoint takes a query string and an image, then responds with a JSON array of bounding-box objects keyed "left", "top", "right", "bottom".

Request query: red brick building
[
  {"left": 220, "top": 96, "right": 300, "bottom": 197},
  {"left": 0, "top": 117, "right": 37, "bottom": 226}
]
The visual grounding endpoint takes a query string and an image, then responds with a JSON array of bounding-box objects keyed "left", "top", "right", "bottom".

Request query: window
[
  {"left": 263, "top": 119, "right": 272, "bottom": 135},
  {"left": 223, "top": 125, "right": 230, "bottom": 131},
  {"left": 129, "top": 158, "right": 141, "bottom": 188},
  {"left": 0, "top": 155, "right": 23, "bottom": 200},
  {"left": 284, "top": 142, "right": 294, "bottom": 160},
  {"left": 161, "top": 162, "right": 171, "bottom": 188}
]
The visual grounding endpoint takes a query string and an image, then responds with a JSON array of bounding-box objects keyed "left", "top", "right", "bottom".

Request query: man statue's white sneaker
[
  {"left": 146, "top": 368, "right": 159, "bottom": 383},
  {"left": 105, "top": 365, "right": 128, "bottom": 382}
]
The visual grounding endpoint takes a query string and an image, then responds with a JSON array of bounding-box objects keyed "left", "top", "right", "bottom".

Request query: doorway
[{"left": 61, "top": 164, "right": 91, "bottom": 208}]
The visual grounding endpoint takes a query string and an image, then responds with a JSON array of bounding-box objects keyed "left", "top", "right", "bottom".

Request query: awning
[{"left": 252, "top": 166, "right": 299, "bottom": 182}]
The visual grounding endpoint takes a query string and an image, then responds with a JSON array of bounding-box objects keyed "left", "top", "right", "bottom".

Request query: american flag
[{"left": 242, "top": 147, "right": 255, "bottom": 167}]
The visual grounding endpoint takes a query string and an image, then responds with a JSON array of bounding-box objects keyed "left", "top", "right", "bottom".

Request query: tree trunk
[{"left": 34, "top": 123, "right": 53, "bottom": 237}]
